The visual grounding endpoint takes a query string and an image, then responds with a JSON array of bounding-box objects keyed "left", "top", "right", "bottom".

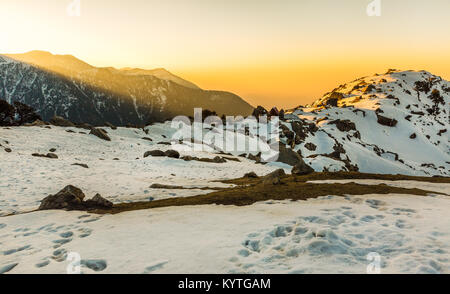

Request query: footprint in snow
[
  {"left": 81, "top": 259, "right": 108, "bottom": 272},
  {"left": 143, "top": 260, "right": 169, "bottom": 273}
]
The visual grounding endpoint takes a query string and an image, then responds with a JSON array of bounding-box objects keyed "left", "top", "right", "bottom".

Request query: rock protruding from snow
[
  {"left": 39, "top": 185, "right": 86, "bottom": 210},
  {"left": 50, "top": 116, "right": 75, "bottom": 127},
  {"left": 89, "top": 128, "right": 111, "bottom": 141},
  {"left": 85, "top": 194, "right": 113, "bottom": 209},
  {"left": 39, "top": 186, "right": 113, "bottom": 211}
]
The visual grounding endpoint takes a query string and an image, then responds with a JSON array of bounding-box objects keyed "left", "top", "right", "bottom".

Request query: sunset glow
[{"left": 1, "top": 0, "right": 449, "bottom": 108}]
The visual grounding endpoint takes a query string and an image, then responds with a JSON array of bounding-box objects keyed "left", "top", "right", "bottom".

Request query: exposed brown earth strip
[
  {"left": 93, "top": 172, "right": 448, "bottom": 214},
  {"left": 220, "top": 171, "right": 450, "bottom": 186}
]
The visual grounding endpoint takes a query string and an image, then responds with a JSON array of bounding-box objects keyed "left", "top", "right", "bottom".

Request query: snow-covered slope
[
  {"left": 0, "top": 124, "right": 285, "bottom": 215},
  {"left": 1, "top": 192, "right": 449, "bottom": 274},
  {"left": 281, "top": 70, "right": 449, "bottom": 176},
  {"left": 0, "top": 51, "right": 253, "bottom": 125}
]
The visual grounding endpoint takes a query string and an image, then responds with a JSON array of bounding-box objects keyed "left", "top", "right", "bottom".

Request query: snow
[
  {"left": 288, "top": 70, "right": 450, "bottom": 176},
  {"left": 1, "top": 191, "right": 449, "bottom": 274},
  {"left": 0, "top": 125, "right": 282, "bottom": 215}
]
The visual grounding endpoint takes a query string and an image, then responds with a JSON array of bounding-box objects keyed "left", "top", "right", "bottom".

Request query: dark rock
[
  {"left": 84, "top": 194, "right": 113, "bottom": 209},
  {"left": 32, "top": 153, "right": 58, "bottom": 159},
  {"left": 329, "top": 119, "right": 356, "bottom": 132},
  {"left": 262, "top": 169, "right": 286, "bottom": 185},
  {"left": 4, "top": 148, "right": 11, "bottom": 153},
  {"left": 304, "top": 142, "right": 317, "bottom": 151},
  {"left": 89, "top": 128, "right": 111, "bottom": 141},
  {"left": 157, "top": 142, "right": 171, "bottom": 145},
  {"left": 291, "top": 161, "right": 314, "bottom": 175},
  {"left": 376, "top": 114, "right": 398, "bottom": 127},
  {"left": 213, "top": 156, "right": 226, "bottom": 163},
  {"left": 247, "top": 153, "right": 262, "bottom": 163},
  {"left": 49, "top": 148, "right": 57, "bottom": 152},
  {"left": 277, "top": 144, "right": 303, "bottom": 166},
  {"left": 326, "top": 98, "right": 338, "bottom": 107},
  {"left": 50, "top": 116, "right": 75, "bottom": 127},
  {"left": 252, "top": 106, "right": 268, "bottom": 119},
  {"left": 164, "top": 149, "right": 180, "bottom": 158},
  {"left": 72, "top": 163, "right": 89, "bottom": 168},
  {"left": 244, "top": 172, "right": 258, "bottom": 178},
  {"left": 409, "top": 133, "right": 416, "bottom": 139},
  {"left": 144, "top": 150, "right": 166, "bottom": 157},
  {"left": 104, "top": 122, "right": 117, "bottom": 130},
  {"left": 269, "top": 107, "right": 279, "bottom": 117},
  {"left": 76, "top": 123, "right": 93, "bottom": 130},
  {"left": 39, "top": 185, "right": 86, "bottom": 210},
  {"left": 142, "top": 137, "right": 153, "bottom": 141}
]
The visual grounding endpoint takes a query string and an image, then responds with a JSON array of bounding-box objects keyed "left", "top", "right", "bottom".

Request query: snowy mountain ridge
[
  {"left": 0, "top": 51, "right": 253, "bottom": 125},
  {"left": 280, "top": 69, "right": 449, "bottom": 176}
]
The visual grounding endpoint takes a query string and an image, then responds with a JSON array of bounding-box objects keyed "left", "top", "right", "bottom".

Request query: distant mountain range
[{"left": 0, "top": 51, "right": 253, "bottom": 125}]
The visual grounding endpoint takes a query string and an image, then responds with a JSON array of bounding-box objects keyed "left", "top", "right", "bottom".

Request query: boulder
[
  {"left": 376, "top": 114, "right": 398, "bottom": 127},
  {"left": 4, "top": 148, "right": 11, "bottom": 153},
  {"left": 76, "top": 123, "right": 93, "bottom": 130},
  {"left": 84, "top": 194, "right": 113, "bottom": 209},
  {"left": 144, "top": 150, "right": 166, "bottom": 157},
  {"left": 164, "top": 149, "right": 180, "bottom": 158},
  {"left": 39, "top": 185, "right": 86, "bottom": 210},
  {"left": 104, "top": 122, "right": 117, "bottom": 130},
  {"left": 329, "top": 119, "right": 356, "bottom": 132},
  {"left": 304, "top": 142, "right": 317, "bottom": 151},
  {"left": 291, "top": 161, "right": 314, "bottom": 176},
  {"left": 409, "top": 133, "right": 416, "bottom": 139},
  {"left": 277, "top": 144, "right": 303, "bottom": 166},
  {"left": 50, "top": 116, "right": 75, "bottom": 127},
  {"left": 244, "top": 172, "right": 258, "bottom": 178},
  {"left": 262, "top": 169, "right": 286, "bottom": 185},
  {"left": 326, "top": 98, "right": 338, "bottom": 107},
  {"left": 90, "top": 128, "right": 111, "bottom": 141},
  {"left": 46, "top": 153, "right": 58, "bottom": 159},
  {"left": 213, "top": 156, "right": 226, "bottom": 163}
]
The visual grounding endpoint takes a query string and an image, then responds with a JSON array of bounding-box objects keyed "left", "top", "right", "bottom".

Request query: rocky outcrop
[
  {"left": 291, "top": 161, "right": 314, "bottom": 175},
  {"left": 329, "top": 119, "right": 356, "bottom": 132},
  {"left": 252, "top": 106, "right": 268, "bottom": 119},
  {"left": 376, "top": 114, "right": 398, "bottom": 127},
  {"left": 89, "top": 128, "right": 111, "bottom": 141},
  {"left": 50, "top": 116, "right": 75, "bottom": 127},
  {"left": 84, "top": 194, "right": 113, "bottom": 209},
  {"left": 164, "top": 150, "right": 180, "bottom": 158},
  {"left": 39, "top": 186, "right": 113, "bottom": 211},
  {"left": 39, "top": 185, "right": 86, "bottom": 210},
  {"left": 262, "top": 169, "right": 286, "bottom": 185},
  {"left": 276, "top": 145, "right": 303, "bottom": 166},
  {"left": 144, "top": 150, "right": 166, "bottom": 157}
]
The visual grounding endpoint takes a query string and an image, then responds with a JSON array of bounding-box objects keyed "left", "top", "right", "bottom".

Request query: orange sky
[{"left": 1, "top": 0, "right": 450, "bottom": 109}]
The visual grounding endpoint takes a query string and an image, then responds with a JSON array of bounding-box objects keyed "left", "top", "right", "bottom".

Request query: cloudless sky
[{"left": 1, "top": 0, "right": 450, "bottom": 108}]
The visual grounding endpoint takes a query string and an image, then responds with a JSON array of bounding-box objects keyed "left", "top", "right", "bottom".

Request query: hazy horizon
[{"left": 1, "top": 0, "right": 450, "bottom": 109}]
